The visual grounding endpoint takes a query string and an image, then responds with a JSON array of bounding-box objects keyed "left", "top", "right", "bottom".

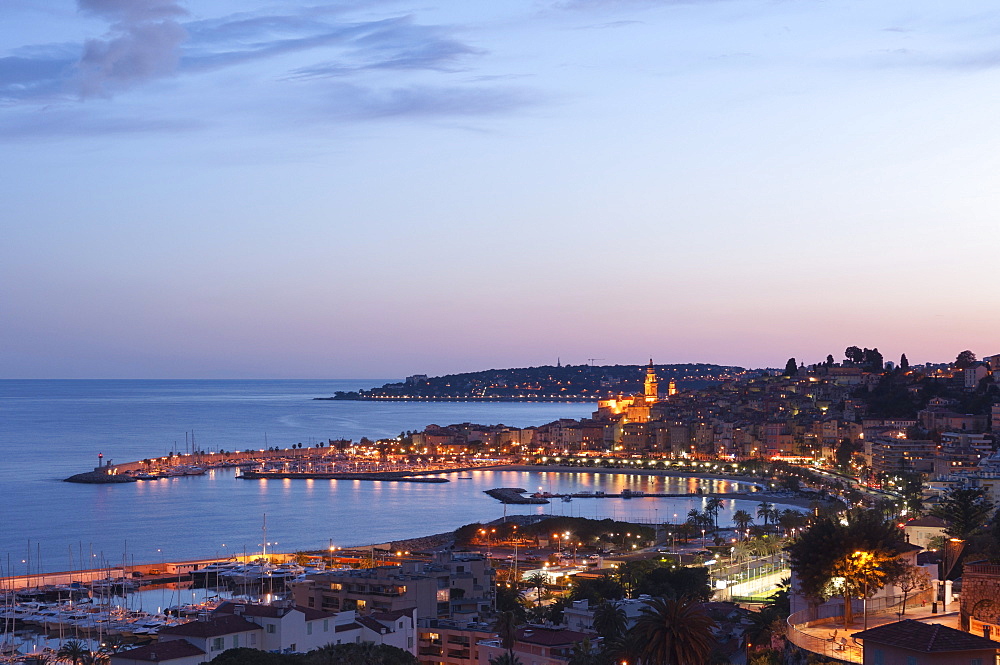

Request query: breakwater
[
  {"left": 63, "top": 446, "right": 504, "bottom": 484},
  {"left": 484, "top": 487, "right": 549, "bottom": 504},
  {"left": 237, "top": 470, "right": 449, "bottom": 482}
]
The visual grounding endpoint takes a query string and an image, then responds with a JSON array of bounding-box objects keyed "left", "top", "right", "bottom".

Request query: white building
[{"left": 563, "top": 596, "right": 654, "bottom": 633}]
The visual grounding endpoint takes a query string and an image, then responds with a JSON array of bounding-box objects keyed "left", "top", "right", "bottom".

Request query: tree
[
  {"left": 705, "top": 497, "right": 724, "bottom": 533},
  {"left": 826, "top": 354, "right": 835, "bottom": 367},
  {"left": 890, "top": 563, "right": 931, "bottom": 616},
  {"left": 783, "top": 358, "right": 798, "bottom": 377},
  {"left": 567, "top": 639, "right": 601, "bottom": 665},
  {"left": 525, "top": 572, "right": 548, "bottom": 607},
  {"left": 756, "top": 502, "right": 775, "bottom": 529},
  {"left": 900, "top": 354, "right": 909, "bottom": 370},
  {"left": 81, "top": 653, "right": 110, "bottom": 665},
  {"left": 733, "top": 509, "right": 754, "bottom": 535},
  {"left": 633, "top": 596, "right": 717, "bottom": 665},
  {"left": 845, "top": 346, "right": 864, "bottom": 364},
  {"left": 863, "top": 348, "right": 884, "bottom": 372},
  {"left": 955, "top": 350, "right": 977, "bottom": 369},
  {"left": 835, "top": 439, "right": 861, "bottom": 472},
  {"left": 570, "top": 572, "right": 625, "bottom": 604},
  {"left": 494, "top": 610, "right": 520, "bottom": 663},
  {"left": 489, "top": 655, "right": 524, "bottom": 665},
  {"left": 828, "top": 548, "right": 901, "bottom": 628},
  {"left": 57, "top": 641, "right": 90, "bottom": 665},
  {"left": 930, "top": 487, "right": 995, "bottom": 540},
  {"left": 592, "top": 601, "right": 628, "bottom": 641},
  {"left": 603, "top": 630, "right": 645, "bottom": 665},
  {"left": 303, "top": 643, "right": 416, "bottom": 665},
  {"left": 776, "top": 509, "right": 807, "bottom": 535},
  {"left": 639, "top": 566, "right": 713, "bottom": 602},
  {"left": 788, "top": 510, "right": 905, "bottom": 626}
]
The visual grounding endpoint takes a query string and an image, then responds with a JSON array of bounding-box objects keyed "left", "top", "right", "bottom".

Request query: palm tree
[
  {"left": 489, "top": 654, "right": 524, "bottom": 665},
  {"left": 633, "top": 596, "right": 717, "bottom": 665},
  {"left": 732, "top": 509, "right": 753, "bottom": 536},
  {"left": 756, "top": 502, "right": 775, "bottom": 530},
  {"left": 57, "top": 641, "right": 90, "bottom": 665},
  {"left": 567, "top": 638, "right": 601, "bottom": 665},
  {"left": 80, "top": 652, "right": 109, "bottom": 665},
  {"left": 604, "top": 629, "right": 645, "bottom": 665},
  {"left": 494, "top": 610, "right": 520, "bottom": 662},
  {"left": 592, "top": 601, "right": 628, "bottom": 641},
  {"left": 525, "top": 572, "right": 547, "bottom": 607},
  {"left": 705, "top": 497, "right": 724, "bottom": 533}
]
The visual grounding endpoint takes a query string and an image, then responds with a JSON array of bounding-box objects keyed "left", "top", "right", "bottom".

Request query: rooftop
[
  {"left": 112, "top": 640, "right": 205, "bottom": 662},
  {"left": 158, "top": 614, "right": 259, "bottom": 638},
  {"left": 853, "top": 620, "right": 1000, "bottom": 653}
]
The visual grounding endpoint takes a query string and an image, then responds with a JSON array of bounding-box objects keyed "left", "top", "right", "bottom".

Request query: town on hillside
[{"left": 12, "top": 349, "right": 1000, "bottom": 665}]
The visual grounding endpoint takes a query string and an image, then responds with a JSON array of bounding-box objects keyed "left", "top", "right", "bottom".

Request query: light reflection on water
[
  {"left": 6, "top": 468, "right": 793, "bottom": 574},
  {"left": 1, "top": 380, "right": 796, "bottom": 575}
]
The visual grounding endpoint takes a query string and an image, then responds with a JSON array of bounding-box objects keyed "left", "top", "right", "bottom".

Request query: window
[
  {"left": 250, "top": 634, "right": 256, "bottom": 646},
  {"left": 971, "top": 659, "right": 983, "bottom": 665},
  {"left": 323, "top": 619, "right": 329, "bottom": 632},
  {"left": 307, "top": 622, "right": 313, "bottom": 635},
  {"left": 267, "top": 624, "right": 276, "bottom": 634},
  {"left": 232, "top": 635, "right": 239, "bottom": 648},
  {"left": 211, "top": 638, "right": 224, "bottom": 652},
  {"left": 906, "top": 657, "right": 917, "bottom": 665},
  {"left": 873, "top": 649, "right": 884, "bottom": 665}
]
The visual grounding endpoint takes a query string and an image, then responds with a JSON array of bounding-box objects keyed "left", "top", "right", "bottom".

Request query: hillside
[{"left": 319, "top": 363, "right": 745, "bottom": 401}]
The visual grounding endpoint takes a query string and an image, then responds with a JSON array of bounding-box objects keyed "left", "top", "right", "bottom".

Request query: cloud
[
  {"left": 0, "top": 5, "right": 541, "bottom": 135},
  {"left": 0, "top": 53, "right": 76, "bottom": 102},
  {"left": 554, "top": 0, "right": 728, "bottom": 8},
  {"left": 315, "top": 82, "right": 542, "bottom": 121},
  {"left": 0, "top": 106, "right": 199, "bottom": 139},
  {"left": 184, "top": 15, "right": 479, "bottom": 77},
  {"left": 77, "top": 0, "right": 188, "bottom": 96},
  {"left": 78, "top": 0, "right": 186, "bottom": 22}
]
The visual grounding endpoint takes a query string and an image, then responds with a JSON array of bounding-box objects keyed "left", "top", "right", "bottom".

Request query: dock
[{"left": 485, "top": 488, "right": 785, "bottom": 503}]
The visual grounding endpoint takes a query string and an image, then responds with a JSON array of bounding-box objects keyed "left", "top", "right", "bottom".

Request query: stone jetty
[{"left": 484, "top": 487, "right": 549, "bottom": 504}]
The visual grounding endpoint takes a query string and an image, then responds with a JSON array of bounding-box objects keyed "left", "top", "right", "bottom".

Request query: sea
[{"left": 0, "top": 379, "right": 771, "bottom": 576}]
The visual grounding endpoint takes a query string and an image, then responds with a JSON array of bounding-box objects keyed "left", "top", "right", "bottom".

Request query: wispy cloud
[
  {"left": 77, "top": 0, "right": 189, "bottom": 96},
  {"left": 0, "top": 3, "right": 542, "bottom": 137},
  {"left": 315, "top": 82, "right": 541, "bottom": 120},
  {"left": 0, "top": 106, "right": 200, "bottom": 140}
]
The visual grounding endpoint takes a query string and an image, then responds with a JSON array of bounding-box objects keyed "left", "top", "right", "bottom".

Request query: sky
[{"left": 2, "top": 0, "right": 999, "bottom": 379}]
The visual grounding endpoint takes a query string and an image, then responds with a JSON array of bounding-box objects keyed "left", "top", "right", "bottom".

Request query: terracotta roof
[
  {"left": 335, "top": 622, "right": 362, "bottom": 633},
  {"left": 853, "top": 620, "right": 1000, "bottom": 653},
  {"left": 905, "top": 516, "right": 948, "bottom": 528},
  {"left": 111, "top": 640, "right": 205, "bottom": 662},
  {"left": 158, "top": 614, "right": 259, "bottom": 638},
  {"left": 371, "top": 608, "right": 416, "bottom": 622},
  {"left": 357, "top": 616, "right": 389, "bottom": 634}
]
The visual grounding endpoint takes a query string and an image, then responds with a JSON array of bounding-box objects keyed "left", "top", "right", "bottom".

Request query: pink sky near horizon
[{"left": 2, "top": 0, "right": 999, "bottom": 378}]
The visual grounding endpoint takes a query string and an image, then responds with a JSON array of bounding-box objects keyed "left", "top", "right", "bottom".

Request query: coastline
[
  {"left": 491, "top": 464, "right": 833, "bottom": 510},
  {"left": 494, "top": 463, "right": 765, "bottom": 484}
]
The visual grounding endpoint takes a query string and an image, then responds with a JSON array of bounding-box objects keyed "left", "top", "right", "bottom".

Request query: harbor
[{"left": 65, "top": 449, "right": 504, "bottom": 484}]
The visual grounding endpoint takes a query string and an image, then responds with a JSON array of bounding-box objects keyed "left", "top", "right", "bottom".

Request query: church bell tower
[{"left": 644, "top": 359, "right": 658, "bottom": 402}]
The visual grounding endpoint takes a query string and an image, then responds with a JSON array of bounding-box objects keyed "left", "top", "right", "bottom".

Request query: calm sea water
[{"left": 0, "top": 380, "right": 765, "bottom": 575}]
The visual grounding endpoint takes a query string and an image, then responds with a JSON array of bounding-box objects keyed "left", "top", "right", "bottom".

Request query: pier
[
  {"left": 64, "top": 449, "right": 503, "bottom": 484},
  {"left": 485, "top": 487, "right": 786, "bottom": 504},
  {"left": 237, "top": 470, "right": 449, "bottom": 482}
]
